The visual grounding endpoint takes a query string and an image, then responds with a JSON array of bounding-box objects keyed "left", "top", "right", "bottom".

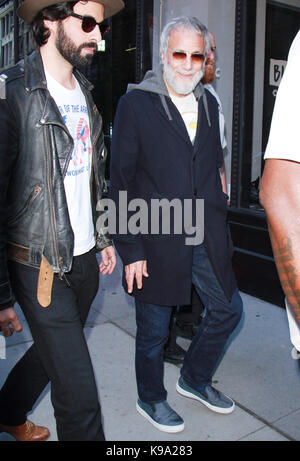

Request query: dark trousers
[
  {"left": 135, "top": 244, "right": 243, "bottom": 403},
  {"left": 0, "top": 249, "right": 105, "bottom": 441}
]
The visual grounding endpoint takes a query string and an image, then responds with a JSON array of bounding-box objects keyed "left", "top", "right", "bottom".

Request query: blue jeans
[{"left": 135, "top": 244, "right": 243, "bottom": 403}]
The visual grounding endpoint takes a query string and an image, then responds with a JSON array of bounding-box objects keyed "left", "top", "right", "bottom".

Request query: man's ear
[
  {"left": 161, "top": 52, "right": 165, "bottom": 64},
  {"left": 44, "top": 19, "right": 57, "bottom": 36}
]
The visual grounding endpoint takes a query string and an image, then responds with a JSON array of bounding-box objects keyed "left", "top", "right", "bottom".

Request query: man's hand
[
  {"left": 125, "top": 260, "right": 149, "bottom": 294},
  {"left": 0, "top": 307, "right": 22, "bottom": 337},
  {"left": 99, "top": 246, "right": 117, "bottom": 275}
]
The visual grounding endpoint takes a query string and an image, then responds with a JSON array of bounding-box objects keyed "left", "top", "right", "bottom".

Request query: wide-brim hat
[{"left": 17, "top": 0, "right": 125, "bottom": 23}]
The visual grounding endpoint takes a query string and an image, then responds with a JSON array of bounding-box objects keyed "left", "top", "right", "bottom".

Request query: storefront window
[
  {"left": 233, "top": 0, "right": 300, "bottom": 210},
  {"left": 86, "top": 0, "right": 154, "bottom": 180}
]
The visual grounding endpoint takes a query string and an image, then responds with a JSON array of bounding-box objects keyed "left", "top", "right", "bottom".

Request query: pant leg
[
  {"left": 181, "top": 244, "right": 243, "bottom": 389},
  {"left": 165, "top": 307, "right": 178, "bottom": 350},
  {"left": 176, "top": 285, "right": 204, "bottom": 326},
  {"left": 65, "top": 248, "right": 100, "bottom": 326},
  {"left": 0, "top": 251, "right": 104, "bottom": 441},
  {"left": 135, "top": 299, "right": 173, "bottom": 403},
  {"left": 0, "top": 343, "right": 49, "bottom": 426},
  {"left": 0, "top": 250, "right": 100, "bottom": 427}
]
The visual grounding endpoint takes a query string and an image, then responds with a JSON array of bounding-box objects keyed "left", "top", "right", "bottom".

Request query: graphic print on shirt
[
  {"left": 171, "top": 93, "right": 198, "bottom": 143},
  {"left": 72, "top": 117, "right": 92, "bottom": 167},
  {"left": 58, "top": 104, "right": 92, "bottom": 177},
  {"left": 181, "top": 110, "right": 198, "bottom": 138}
]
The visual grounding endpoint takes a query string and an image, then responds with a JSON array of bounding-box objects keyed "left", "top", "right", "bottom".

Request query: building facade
[
  {"left": 0, "top": 0, "right": 14, "bottom": 69},
  {"left": 0, "top": 0, "right": 30, "bottom": 70}
]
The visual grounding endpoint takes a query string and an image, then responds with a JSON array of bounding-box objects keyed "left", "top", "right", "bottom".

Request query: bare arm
[
  {"left": 220, "top": 163, "right": 227, "bottom": 196},
  {"left": 260, "top": 159, "right": 300, "bottom": 323}
]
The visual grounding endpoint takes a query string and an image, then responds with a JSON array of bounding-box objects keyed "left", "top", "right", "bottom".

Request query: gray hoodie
[{"left": 127, "top": 66, "right": 211, "bottom": 126}]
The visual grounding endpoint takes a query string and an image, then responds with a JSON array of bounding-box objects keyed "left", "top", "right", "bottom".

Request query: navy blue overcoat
[{"left": 110, "top": 86, "right": 236, "bottom": 306}]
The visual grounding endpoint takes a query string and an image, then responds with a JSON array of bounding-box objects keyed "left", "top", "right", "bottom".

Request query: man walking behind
[
  {"left": 110, "top": 17, "right": 243, "bottom": 433},
  {"left": 0, "top": 0, "right": 122, "bottom": 441}
]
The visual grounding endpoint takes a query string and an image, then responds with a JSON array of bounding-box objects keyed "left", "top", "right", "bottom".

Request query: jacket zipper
[{"left": 45, "top": 125, "right": 63, "bottom": 277}]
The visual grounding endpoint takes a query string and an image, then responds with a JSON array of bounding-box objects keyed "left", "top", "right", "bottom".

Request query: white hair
[{"left": 160, "top": 16, "right": 211, "bottom": 61}]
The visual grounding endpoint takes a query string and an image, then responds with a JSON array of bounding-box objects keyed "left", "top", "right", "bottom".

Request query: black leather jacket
[{"left": 0, "top": 49, "right": 111, "bottom": 310}]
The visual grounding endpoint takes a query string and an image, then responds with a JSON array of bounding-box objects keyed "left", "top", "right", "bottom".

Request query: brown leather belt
[
  {"left": 7, "top": 242, "right": 54, "bottom": 308},
  {"left": 7, "top": 242, "right": 30, "bottom": 264}
]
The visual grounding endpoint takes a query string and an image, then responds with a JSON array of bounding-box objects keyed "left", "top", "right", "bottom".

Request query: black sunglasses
[{"left": 70, "top": 12, "right": 110, "bottom": 35}]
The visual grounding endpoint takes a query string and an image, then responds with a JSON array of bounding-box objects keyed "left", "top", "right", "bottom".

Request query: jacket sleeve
[
  {"left": 109, "top": 94, "right": 147, "bottom": 266},
  {"left": 0, "top": 95, "right": 18, "bottom": 310},
  {"left": 96, "top": 147, "right": 113, "bottom": 251}
]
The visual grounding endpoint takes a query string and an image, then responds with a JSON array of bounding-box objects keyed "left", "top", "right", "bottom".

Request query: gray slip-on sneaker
[
  {"left": 136, "top": 399, "right": 185, "bottom": 433},
  {"left": 176, "top": 376, "right": 235, "bottom": 414}
]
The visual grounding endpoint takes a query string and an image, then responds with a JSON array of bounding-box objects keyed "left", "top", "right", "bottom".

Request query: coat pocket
[{"left": 7, "top": 185, "right": 43, "bottom": 226}]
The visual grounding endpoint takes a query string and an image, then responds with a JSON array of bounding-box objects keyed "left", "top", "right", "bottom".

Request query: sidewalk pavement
[{"left": 1, "top": 254, "right": 300, "bottom": 442}]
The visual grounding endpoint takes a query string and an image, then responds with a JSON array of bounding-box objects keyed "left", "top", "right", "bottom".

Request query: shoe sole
[
  {"left": 136, "top": 402, "right": 185, "bottom": 433},
  {"left": 176, "top": 382, "right": 235, "bottom": 414}
]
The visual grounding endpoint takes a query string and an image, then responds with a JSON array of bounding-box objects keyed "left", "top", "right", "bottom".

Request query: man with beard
[
  {"left": 0, "top": 0, "right": 123, "bottom": 441},
  {"left": 110, "top": 17, "right": 243, "bottom": 433},
  {"left": 164, "top": 32, "right": 230, "bottom": 366}
]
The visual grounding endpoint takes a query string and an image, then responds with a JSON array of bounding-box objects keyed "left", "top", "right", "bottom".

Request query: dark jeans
[
  {"left": 0, "top": 248, "right": 105, "bottom": 441},
  {"left": 135, "top": 244, "right": 243, "bottom": 403}
]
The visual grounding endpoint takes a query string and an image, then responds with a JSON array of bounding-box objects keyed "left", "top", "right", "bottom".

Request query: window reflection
[{"left": 248, "top": 0, "right": 300, "bottom": 210}]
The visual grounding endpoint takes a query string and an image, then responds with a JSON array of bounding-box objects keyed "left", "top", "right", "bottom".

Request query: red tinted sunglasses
[
  {"left": 70, "top": 12, "right": 110, "bottom": 35},
  {"left": 171, "top": 51, "right": 205, "bottom": 64}
]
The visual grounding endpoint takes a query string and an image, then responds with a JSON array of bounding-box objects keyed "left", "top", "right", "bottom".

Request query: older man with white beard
[{"left": 110, "top": 17, "right": 243, "bottom": 433}]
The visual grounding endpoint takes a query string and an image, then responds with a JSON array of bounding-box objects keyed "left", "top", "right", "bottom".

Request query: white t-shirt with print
[
  {"left": 46, "top": 71, "right": 95, "bottom": 256},
  {"left": 264, "top": 30, "right": 300, "bottom": 162},
  {"left": 170, "top": 92, "right": 198, "bottom": 143}
]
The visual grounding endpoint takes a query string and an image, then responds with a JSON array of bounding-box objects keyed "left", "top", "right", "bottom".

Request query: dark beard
[
  {"left": 56, "top": 22, "right": 97, "bottom": 71},
  {"left": 202, "top": 62, "right": 215, "bottom": 85}
]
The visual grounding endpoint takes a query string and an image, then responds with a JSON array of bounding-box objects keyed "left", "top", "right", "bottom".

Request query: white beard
[{"left": 163, "top": 61, "right": 204, "bottom": 95}]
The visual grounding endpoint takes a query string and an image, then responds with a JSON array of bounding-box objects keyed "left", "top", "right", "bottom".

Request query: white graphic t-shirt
[
  {"left": 46, "top": 71, "right": 95, "bottom": 256},
  {"left": 170, "top": 92, "right": 198, "bottom": 143}
]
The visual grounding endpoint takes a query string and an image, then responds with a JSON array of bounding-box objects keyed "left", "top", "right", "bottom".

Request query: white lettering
[{"left": 269, "top": 59, "right": 287, "bottom": 87}]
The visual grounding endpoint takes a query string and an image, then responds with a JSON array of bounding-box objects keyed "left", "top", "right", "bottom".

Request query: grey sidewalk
[{"left": 0, "top": 254, "right": 299, "bottom": 442}]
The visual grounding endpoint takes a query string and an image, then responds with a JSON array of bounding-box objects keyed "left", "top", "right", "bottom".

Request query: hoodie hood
[
  {"left": 127, "top": 66, "right": 170, "bottom": 97},
  {"left": 127, "top": 66, "right": 211, "bottom": 126}
]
